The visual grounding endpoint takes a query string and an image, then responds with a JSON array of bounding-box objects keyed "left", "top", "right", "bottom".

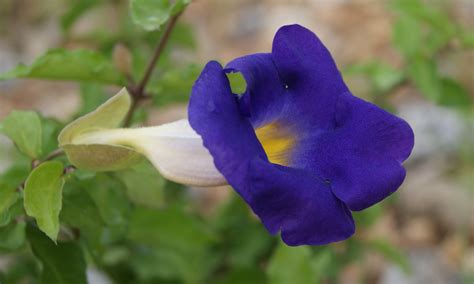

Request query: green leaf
[
  {"left": 0, "top": 183, "right": 18, "bottom": 225},
  {"left": 215, "top": 267, "right": 267, "bottom": 284},
  {"left": 24, "top": 161, "right": 65, "bottom": 242},
  {"left": 27, "top": 225, "right": 87, "bottom": 284},
  {"left": 439, "top": 78, "right": 473, "bottom": 108},
  {"left": 117, "top": 161, "right": 165, "bottom": 208},
  {"left": 60, "top": 0, "right": 102, "bottom": 32},
  {"left": 59, "top": 88, "right": 143, "bottom": 171},
  {"left": 128, "top": 207, "right": 215, "bottom": 251},
  {"left": 460, "top": 30, "right": 474, "bottom": 48},
  {"left": 130, "top": 0, "right": 190, "bottom": 31},
  {"left": 83, "top": 174, "right": 131, "bottom": 242},
  {"left": 61, "top": 181, "right": 105, "bottom": 257},
  {"left": 267, "top": 242, "right": 316, "bottom": 284},
  {"left": 0, "top": 222, "right": 26, "bottom": 250},
  {"left": 392, "top": 17, "right": 422, "bottom": 57},
  {"left": 0, "top": 49, "right": 125, "bottom": 85},
  {"left": 0, "top": 111, "right": 42, "bottom": 158},
  {"left": 407, "top": 57, "right": 441, "bottom": 102}
]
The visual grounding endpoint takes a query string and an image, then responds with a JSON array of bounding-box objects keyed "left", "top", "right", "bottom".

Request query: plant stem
[{"left": 123, "top": 13, "right": 183, "bottom": 127}]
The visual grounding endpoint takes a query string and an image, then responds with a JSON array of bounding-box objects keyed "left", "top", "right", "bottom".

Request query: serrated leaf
[
  {"left": 130, "top": 0, "right": 190, "bottom": 31},
  {"left": 59, "top": 88, "right": 143, "bottom": 171},
  {"left": 0, "top": 49, "right": 125, "bottom": 85},
  {"left": 27, "top": 225, "right": 87, "bottom": 284},
  {"left": 24, "top": 161, "right": 65, "bottom": 242},
  {"left": 267, "top": 242, "right": 316, "bottom": 284},
  {"left": 1, "top": 111, "right": 42, "bottom": 158}
]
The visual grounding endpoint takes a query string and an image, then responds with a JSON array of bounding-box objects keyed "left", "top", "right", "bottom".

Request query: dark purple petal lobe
[
  {"left": 248, "top": 158, "right": 355, "bottom": 246},
  {"left": 313, "top": 92, "right": 415, "bottom": 211}
]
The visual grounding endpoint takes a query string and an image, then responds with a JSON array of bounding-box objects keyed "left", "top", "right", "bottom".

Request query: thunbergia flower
[{"left": 188, "top": 24, "right": 414, "bottom": 245}]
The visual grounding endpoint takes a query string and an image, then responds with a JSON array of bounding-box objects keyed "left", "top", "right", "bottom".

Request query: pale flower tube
[{"left": 72, "top": 119, "right": 226, "bottom": 187}]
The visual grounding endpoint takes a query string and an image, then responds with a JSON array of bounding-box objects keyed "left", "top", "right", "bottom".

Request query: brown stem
[{"left": 123, "top": 13, "right": 183, "bottom": 126}]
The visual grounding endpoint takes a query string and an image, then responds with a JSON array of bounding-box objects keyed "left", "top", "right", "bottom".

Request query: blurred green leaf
[
  {"left": 353, "top": 203, "right": 383, "bottom": 228},
  {"left": 407, "top": 57, "right": 441, "bottom": 102},
  {"left": 215, "top": 267, "right": 267, "bottom": 284},
  {"left": 150, "top": 64, "right": 201, "bottom": 105},
  {"left": 0, "top": 222, "right": 26, "bottom": 250},
  {"left": 117, "top": 161, "right": 165, "bottom": 208},
  {"left": 61, "top": 182, "right": 105, "bottom": 257},
  {"left": 41, "top": 117, "right": 63, "bottom": 155},
  {"left": 439, "top": 77, "right": 473, "bottom": 108},
  {"left": 267, "top": 242, "right": 316, "bottom": 284},
  {"left": 366, "top": 239, "right": 411, "bottom": 274},
  {"left": 0, "top": 183, "right": 18, "bottom": 226},
  {"left": 213, "top": 195, "right": 274, "bottom": 268},
  {"left": 83, "top": 174, "right": 131, "bottom": 242},
  {"left": 0, "top": 49, "right": 125, "bottom": 85},
  {"left": 130, "top": 0, "right": 190, "bottom": 31},
  {"left": 311, "top": 248, "right": 336, "bottom": 284},
  {"left": 460, "top": 30, "right": 474, "bottom": 48},
  {"left": 128, "top": 206, "right": 215, "bottom": 251},
  {"left": 393, "top": 17, "right": 422, "bottom": 57},
  {"left": 27, "top": 225, "right": 87, "bottom": 284},
  {"left": 0, "top": 111, "right": 42, "bottom": 158},
  {"left": 60, "top": 0, "right": 102, "bottom": 32},
  {"left": 77, "top": 84, "right": 109, "bottom": 116},
  {"left": 24, "top": 161, "right": 65, "bottom": 242},
  {"left": 345, "top": 62, "right": 404, "bottom": 92}
]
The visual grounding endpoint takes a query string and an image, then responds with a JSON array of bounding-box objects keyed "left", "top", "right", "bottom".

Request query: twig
[{"left": 123, "top": 13, "right": 183, "bottom": 126}]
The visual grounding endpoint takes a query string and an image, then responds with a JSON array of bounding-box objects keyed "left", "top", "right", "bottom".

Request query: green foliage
[
  {"left": 24, "top": 161, "right": 65, "bottom": 242},
  {"left": 131, "top": 0, "right": 190, "bottom": 31},
  {"left": 1, "top": 0, "right": 469, "bottom": 283},
  {"left": 0, "top": 111, "right": 42, "bottom": 159},
  {"left": 267, "top": 242, "right": 316, "bottom": 284},
  {"left": 27, "top": 225, "right": 87, "bottom": 284},
  {"left": 0, "top": 49, "right": 126, "bottom": 85}
]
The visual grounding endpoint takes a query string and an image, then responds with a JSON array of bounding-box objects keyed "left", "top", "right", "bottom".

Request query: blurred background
[{"left": 0, "top": 0, "right": 473, "bottom": 283}]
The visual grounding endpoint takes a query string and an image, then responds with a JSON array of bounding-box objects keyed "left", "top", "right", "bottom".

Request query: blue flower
[{"left": 188, "top": 24, "right": 414, "bottom": 246}]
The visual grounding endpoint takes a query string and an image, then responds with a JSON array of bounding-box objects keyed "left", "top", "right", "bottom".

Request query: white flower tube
[{"left": 73, "top": 119, "right": 226, "bottom": 187}]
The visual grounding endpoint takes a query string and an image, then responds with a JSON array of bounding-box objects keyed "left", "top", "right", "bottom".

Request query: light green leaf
[
  {"left": 0, "top": 111, "right": 42, "bottom": 158},
  {"left": 227, "top": 72, "right": 247, "bottom": 95},
  {"left": 407, "top": 57, "right": 441, "bottom": 102},
  {"left": 59, "top": 88, "right": 143, "bottom": 171},
  {"left": 130, "top": 0, "right": 190, "bottom": 31},
  {"left": 439, "top": 78, "right": 473, "bottom": 108},
  {"left": 0, "top": 222, "right": 26, "bottom": 250},
  {"left": 0, "top": 183, "right": 18, "bottom": 224},
  {"left": 267, "top": 242, "right": 316, "bottom": 284},
  {"left": 24, "top": 161, "right": 65, "bottom": 242},
  {"left": 393, "top": 17, "right": 422, "bottom": 57},
  {"left": 0, "top": 49, "right": 125, "bottom": 85},
  {"left": 27, "top": 225, "right": 87, "bottom": 284}
]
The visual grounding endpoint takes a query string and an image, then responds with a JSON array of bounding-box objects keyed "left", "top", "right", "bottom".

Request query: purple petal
[
  {"left": 248, "top": 158, "right": 355, "bottom": 246},
  {"left": 225, "top": 53, "right": 287, "bottom": 127},
  {"left": 188, "top": 61, "right": 267, "bottom": 202},
  {"left": 309, "top": 92, "right": 415, "bottom": 211}
]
